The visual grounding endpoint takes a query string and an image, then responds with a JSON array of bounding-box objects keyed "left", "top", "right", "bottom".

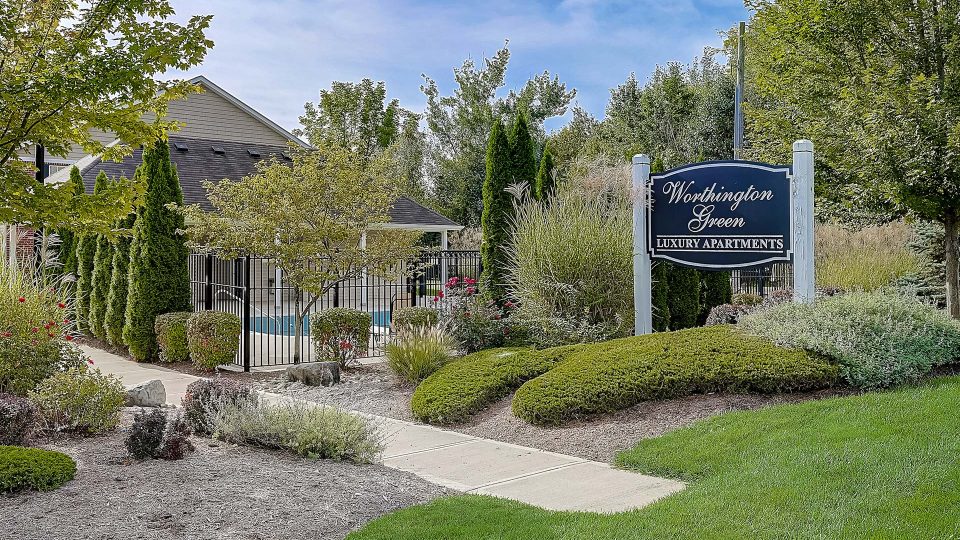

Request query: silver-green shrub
[
  {"left": 208, "top": 395, "right": 383, "bottom": 464},
  {"left": 740, "top": 291, "right": 960, "bottom": 389},
  {"left": 506, "top": 168, "right": 633, "bottom": 335}
]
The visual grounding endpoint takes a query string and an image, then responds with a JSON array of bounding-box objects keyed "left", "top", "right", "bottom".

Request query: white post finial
[
  {"left": 792, "top": 140, "right": 815, "bottom": 303},
  {"left": 632, "top": 154, "right": 653, "bottom": 335}
]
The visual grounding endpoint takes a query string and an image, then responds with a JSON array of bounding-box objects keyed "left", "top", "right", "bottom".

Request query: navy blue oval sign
[{"left": 648, "top": 160, "right": 793, "bottom": 269}]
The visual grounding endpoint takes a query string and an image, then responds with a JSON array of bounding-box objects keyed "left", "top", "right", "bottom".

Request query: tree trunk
[
  {"left": 293, "top": 292, "right": 303, "bottom": 364},
  {"left": 945, "top": 214, "right": 960, "bottom": 318}
]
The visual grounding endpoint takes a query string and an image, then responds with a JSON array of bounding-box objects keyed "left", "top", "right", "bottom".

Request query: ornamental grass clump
[
  {"left": 815, "top": 222, "right": 919, "bottom": 291},
  {"left": 207, "top": 395, "right": 383, "bottom": 464},
  {"left": 740, "top": 290, "right": 960, "bottom": 389},
  {"left": 0, "top": 446, "right": 76, "bottom": 493},
  {"left": 386, "top": 325, "right": 456, "bottom": 384}
]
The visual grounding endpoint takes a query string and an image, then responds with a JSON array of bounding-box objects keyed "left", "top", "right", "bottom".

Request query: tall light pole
[{"left": 734, "top": 21, "right": 745, "bottom": 160}]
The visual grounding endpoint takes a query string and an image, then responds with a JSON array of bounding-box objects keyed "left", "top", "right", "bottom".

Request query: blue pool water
[{"left": 252, "top": 311, "right": 391, "bottom": 336}]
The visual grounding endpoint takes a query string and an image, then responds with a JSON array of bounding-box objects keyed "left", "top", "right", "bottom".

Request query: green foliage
[
  {"left": 350, "top": 376, "right": 960, "bottom": 540},
  {"left": 511, "top": 326, "right": 838, "bottom": 426},
  {"left": 509, "top": 113, "right": 538, "bottom": 191},
  {"left": 0, "top": 446, "right": 76, "bottom": 494},
  {"left": 410, "top": 347, "right": 574, "bottom": 424},
  {"left": 0, "top": 261, "right": 80, "bottom": 396},
  {"left": 392, "top": 306, "right": 440, "bottom": 330},
  {"left": 651, "top": 262, "right": 670, "bottom": 332},
  {"left": 0, "top": 0, "right": 209, "bottom": 231},
  {"left": 311, "top": 308, "right": 371, "bottom": 367},
  {"left": 126, "top": 408, "right": 167, "bottom": 459},
  {"left": 534, "top": 143, "right": 555, "bottom": 201},
  {"left": 0, "top": 393, "right": 36, "bottom": 446},
  {"left": 815, "top": 222, "right": 919, "bottom": 292},
  {"left": 57, "top": 167, "right": 86, "bottom": 277},
  {"left": 155, "top": 311, "right": 193, "bottom": 363},
  {"left": 87, "top": 178, "right": 116, "bottom": 339},
  {"left": 667, "top": 265, "right": 701, "bottom": 330},
  {"left": 700, "top": 270, "right": 732, "bottom": 324},
  {"left": 185, "top": 311, "right": 241, "bottom": 371},
  {"left": 423, "top": 43, "right": 575, "bottom": 226},
  {"left": 903, "top": 220, "right": 947, "bottom": 306},
  {"left": 123, "top": 139, "right": 191, "bottom": 361},
  {"left": 440, "top": 278, "right": 509, "bottom": 353},
  {"left": 74, "top": 173, "right": 107, "bottom": 331},
  {"left": 740, "top": 291, "right": 960, "bottom": 389},
  {"left": 480, "top": 119, "right": 513, "bottom": 303},
  {"left": 181, "top": 378, "right": 253, "bottom": 436},
  {"left": 104, "top": 211, "right": 136, "bottom": 345},
  {"left": 30, "top": 366, "right": 126, "bottom": 435},
  {"left": 181, "top": 146, "right": 420, "bottom": 364},
  {"left": 207, "top": 395, "right": 383, "bottom": 464},
  {"left": 386, "top": 325, "right": 456, "bottom": 384}
]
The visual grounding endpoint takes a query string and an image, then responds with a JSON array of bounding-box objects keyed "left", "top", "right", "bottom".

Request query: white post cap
[
  {"left": 793, "top": 139, "right": 813, "bottom": 152},
  {"left": 632, "top": 154, "right": 650, "bottom": 165}
]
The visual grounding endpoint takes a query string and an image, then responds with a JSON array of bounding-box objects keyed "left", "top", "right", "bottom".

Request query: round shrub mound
[
  {"left": 311, "top": 307, "right": 371, "bottom": 366},
  {"left": 411, "top": 346, "right": 578, "bottom": 424},
  {"left": 739, "top": 290, "right": 960, "bottom": 389},
  {"left": 512, "top": 325, "right": 838, "bottom": 426},
  {"left": 155, "top": 311, "right": 193, "bottom": 363},
  {"left": 186, "top": 311, "right": 241, "bottom": 370},
  {"left": 0, "top": 445, "right": 76, "bottom": 493}
]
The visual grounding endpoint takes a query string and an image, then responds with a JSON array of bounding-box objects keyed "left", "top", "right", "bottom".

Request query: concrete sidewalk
[{"left": 86, "top": 345, "right": 685, "bottom": 513}]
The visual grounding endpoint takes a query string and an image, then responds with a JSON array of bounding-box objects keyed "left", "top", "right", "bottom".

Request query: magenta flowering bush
[{"left": 433, "top": 276, "right": 514, "bottom": 353}]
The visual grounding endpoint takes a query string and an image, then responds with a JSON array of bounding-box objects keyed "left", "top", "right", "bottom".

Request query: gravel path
[
  {"left": 1, "top": 411, "right": 451, "bottom": 540},
  {"left": 258, "top": 363, "right": 852, "bottom": 462}
]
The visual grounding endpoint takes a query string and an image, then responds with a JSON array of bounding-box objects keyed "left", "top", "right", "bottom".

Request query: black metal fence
[
  {"left": 729, "top": 263, "right": 793, "bottom": 297},
  {"left": 189, "top": 250, "right": 482, "bottom": 371}
]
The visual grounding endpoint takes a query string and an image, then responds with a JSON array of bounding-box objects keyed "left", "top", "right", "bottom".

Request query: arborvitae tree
[
  {"left": 123, "top": 139, "right": 191, "bottom": 361},
  {"left": 668, "top": 264, "right": 702, "bottom": 330},
  {"left": 534, "top": 143, "right": 555, "bottom": 201},
  {"left": 88, "top": 176, "right": 116, "bottom": 339},
  {"left": 651, "top": 261, "right": 671, "bottom": 331},
  {"left": 75, "top": 170, "right": 108, "bottom": 332},
  {"left": 699, "top": 270, "right": 732, "bottom": 324},
  {"left": 480, "top": 119, "right": 513, "bottom": 302},
  {"left": 105, "top": 209, "right": 137, "bottom": 346},
  {"left": 509, "top": 112, "right": 538, "bottom": 190},
  {"left": 58, "top": 167, "right": 86, "bottom": 277}
]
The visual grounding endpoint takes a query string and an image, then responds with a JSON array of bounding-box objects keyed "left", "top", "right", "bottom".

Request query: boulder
[
  {"left": 286, "top": 362, "right": 341, "bottom": 387},
  {"left": 125, "top": 379, "right": 166, "bottom": 407}
]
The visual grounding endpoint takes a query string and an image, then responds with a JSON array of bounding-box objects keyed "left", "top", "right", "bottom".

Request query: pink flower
[
  {"left": 432, "top": 296, "right": 439, "bottom": 303},
  {"left": 465, "top": 277, "right": 477, "bottom": 285},
  {"left": 86, "top": 357, "right": 95, "bottom": 365},
  {"left": 446, "top": 277, "right": 460, "bottom": 288},
  {"left": 31, "top": 327, "right": 39, "bottom": 333},
  {"left": 437, "top": 290, "right": 444, "bottom": 299},
  {"left": 339, "top": 340, "right": 353, "bottom": 351},
  {"left": 466, "top": 286, "right": 475, "bottom": 296},
  {"left": 504, "top": 300, "right": 515, "bottom": 309}
]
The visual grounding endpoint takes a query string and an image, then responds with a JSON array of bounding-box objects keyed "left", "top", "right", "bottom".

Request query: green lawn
[{"left": 349, "top": 376, "right": 960, "bottom": 539}]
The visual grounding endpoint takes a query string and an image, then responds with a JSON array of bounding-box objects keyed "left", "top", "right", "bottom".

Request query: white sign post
[
  {"left": 791, "top": 140, "right": 815, "bottom": 303},
  {"left": 632, "top": 154, "right": 653, "bottom": 335}
]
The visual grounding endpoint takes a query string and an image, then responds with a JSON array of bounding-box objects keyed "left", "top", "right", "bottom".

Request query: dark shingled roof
[{"left": 79, "top": 136, "right": 459, "bottom": 228}]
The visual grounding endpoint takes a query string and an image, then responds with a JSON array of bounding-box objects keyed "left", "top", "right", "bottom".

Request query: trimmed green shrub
[
  {"left": 155, "top": 311, "right": 192, "bottom": 363},
  {"left": 386, "top": 325, "right": 456, "bottom": 384},
  {"left": 480, "top": 118, "right": 513, "bottom": 303},
  {"left": 185, "top": 311, "right": 241, "bottom": 371},
  {"left": 123, "top": 139, "right": 191, "bottom": 361},
  {"left": 0, "top": 262, "right": 81, "bottom": 396},
  {"left": 126, "top": 408, "right": 167, "bottom": 459},
  {"left": 0, "top": 446, "right": 76, "bottom": 493},
  {"left": 740, "top": 291, "right": 960, "bottom": 389},
  {"left": 411, "top": 346, "right": 577, "bottom": 424},
  {"left": 0, "top": 393, "right": 37, "bottom": 446},
  {"left": 30, "top": 366, "right": 126, "bottom": 434},
  {"left": 57, "top": 166, "right": 86, "bottom": 279},
  {"left": 512, "top": 326, "right": 838, "bottom": 426},
  {"left": 104, "top": 211, "right": 136, "bottom": 346},
  {"left": 182, "top": 378, "right": 253, "bottom": 436},
  {"left": 88, "top": 211, "right": 114, "bottom": 340},
  {"left": 311, "top": 308, "right": 371, "bottom": 367},
  {"left": 392, "top": 306, "right": 440, "bottom": 330},
  {"left": 700, "top": 270, "right": 732, "bottom": 324},
  {"left": 667, "top": 264, "right": 701, "bottom": 330},
  {"left": 207, "top": 395, "right": 383, "bottom": 464}
]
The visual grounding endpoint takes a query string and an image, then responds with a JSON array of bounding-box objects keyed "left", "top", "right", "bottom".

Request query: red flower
[
  {"left": 437, "top": 290, "right": 445, "bottom": 299},
  {"left": 31, "top": 327, "right": 39, "bottom": 333},
  {"left": 339, "top": 340, "right": 354, "bottom": 351},
  {"left": 504, "top": 300, "right": 515, "bottom": 309},
  {"left": 48, "top": 332, "right": 55, "bottom": 337},
  {"left": 63, "top": 318, "right": 71, "bottom": 324},
  {"left": 65, "top": 335, "right": 74, "bottom": 341},
  {"left": 17, "top": 297, "right": 25, "bottom": 303},
  {"left": 432, "top": 296, "right": 439, "bottom": 303},
  {"left": 466, "top": 286, "right": 475, "bottom": 296},
  {"left": 86, "top": 357, "right": 95, "bottom": 365},
  {"left": 57, "top": 302, "right": 66, "bottom": 309},
  {"left": 465, "top": 277, "right": 477, "bottom": 285}
]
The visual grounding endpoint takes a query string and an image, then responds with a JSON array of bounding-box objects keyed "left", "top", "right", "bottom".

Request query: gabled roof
[
  {"left": 76, "top": 136, "right": 461, "bottom": 230},
  {"left": 187, "top": 75, "right": 309, "bottom": 149}
]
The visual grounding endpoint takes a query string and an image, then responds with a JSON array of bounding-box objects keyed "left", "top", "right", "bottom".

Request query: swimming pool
[{"left": 252, "top": 311, "right": 391, "bottom": 336}]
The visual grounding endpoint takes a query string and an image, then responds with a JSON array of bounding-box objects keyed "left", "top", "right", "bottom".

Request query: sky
[{"left": 168, "top": 0, "right": 749, "bottom": 134}]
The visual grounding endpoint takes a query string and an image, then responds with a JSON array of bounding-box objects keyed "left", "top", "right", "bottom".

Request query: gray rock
[
  {"left": 286, "top": 362, "right": 341, "bottom": 387},
  {"left": 125, "top": 379, "right": 167, "bottom": 407}
]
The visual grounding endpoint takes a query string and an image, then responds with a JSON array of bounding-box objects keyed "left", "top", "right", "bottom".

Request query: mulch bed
[
  {"left": 257, "top": 363, "right": 855, "bottom": 462},
  {"left": 0, "top": 411, "right": 451, "bottom": 540}
]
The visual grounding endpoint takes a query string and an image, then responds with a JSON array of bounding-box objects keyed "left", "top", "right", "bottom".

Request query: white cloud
[{"left": 167, "top": 0, "right": 746, "bottom": 131}]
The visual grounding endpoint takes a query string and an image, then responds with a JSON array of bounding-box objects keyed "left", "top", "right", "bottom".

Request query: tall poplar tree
[
  {"left": 123, "top": 140, "right": 191, "bottom": 361},
  {"left": 75, "top": 171, "right": 109, "bottom": 332},
  {"left": 105, "top": 210, "right": 137, "bottom": 346},
  {"left": 509, "top": 113, "right": 538, "bottom": 190},
  {"left": 480, "top": 120, "right": 513, "bottom": 302},
  {"left": 58, "top": 167, "right": 86, "bottom": 277},
  {"left": 88, "top": 175, "right": 117, "bottom": 339},
  {"left": 534, "top": 144, "right": 556, "bottom": 201}
]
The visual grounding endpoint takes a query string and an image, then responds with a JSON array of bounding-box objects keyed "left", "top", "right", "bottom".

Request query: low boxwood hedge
[
  {"left": 186, "top": 311, "right": 241, "bottom": 371},
  {"left": 0, "top": 445, "right": 76, "bottom": 493},
  {"left": 512, "top": 325, "right": 839, "bottom": 426},
  {"left": 410, "top": 346, "right": 577, "bottom": 424},
  {"left": 155, "top": 311, "right": 193, "bottom": 363}
]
